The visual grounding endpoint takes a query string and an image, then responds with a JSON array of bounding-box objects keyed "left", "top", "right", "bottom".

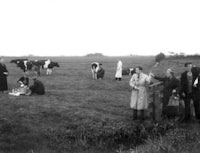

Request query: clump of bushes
[{"left": 155, "top": 52, "right": 166, "bottom": 63}]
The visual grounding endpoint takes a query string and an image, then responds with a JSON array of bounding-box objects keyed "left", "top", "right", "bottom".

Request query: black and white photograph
[{"left": 0, "top": 0, "right": 200, "bottom": 153}]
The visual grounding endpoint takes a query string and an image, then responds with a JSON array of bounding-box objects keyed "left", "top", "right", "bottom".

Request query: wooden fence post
[{"left": 149, "top": 82, "right": 163, "bottom": 122}]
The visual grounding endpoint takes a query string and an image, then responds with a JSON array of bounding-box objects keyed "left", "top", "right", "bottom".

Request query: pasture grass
[
  {"left": 120, "top": 125, "right": 200, "bottom": 153},
  {"left": 0, "top": 56, "right": 200, "bottom": 153}
]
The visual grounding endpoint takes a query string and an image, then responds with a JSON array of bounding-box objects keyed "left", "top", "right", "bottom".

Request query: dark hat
[
  {"left": 167, "top": 68, "right": 174, "bottom": 75},
  {"left": 184, "top": 62, "right": 192, "bottom": 67},
  {"left": 136, "top": 66, "right": 143, "bottom": 70}
]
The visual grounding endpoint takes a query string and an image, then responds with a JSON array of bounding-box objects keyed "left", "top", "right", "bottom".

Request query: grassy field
[{"left": 0, "top": 56, "right": 200, "bottom": 153}]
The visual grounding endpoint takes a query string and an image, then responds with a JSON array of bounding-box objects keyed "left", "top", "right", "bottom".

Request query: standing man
[
  {"left": 129, "top": 66, "right": 152, "bottom": 120},
  {"left": 180, "top": 62, "right": 200, "bottom": 123},
  {"left": 97, "top": 63, "right": 105, "bottom": 80},
  {"left": 115, "top": 59, "right": 123, "bottom": 81},
  {"left": 0, "top": 58, "right": 8, "bottom": 93}
]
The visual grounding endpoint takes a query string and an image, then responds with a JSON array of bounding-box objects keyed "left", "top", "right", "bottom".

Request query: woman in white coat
[
  {"left": 115, "top": 60, "right": 123, "bottom": 81},
  {"left": 129, "top": 66, "right": 152, "bottom": 120}
]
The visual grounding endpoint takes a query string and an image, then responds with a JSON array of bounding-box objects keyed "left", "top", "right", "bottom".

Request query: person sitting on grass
[
  {"left": 17, "top": 73, "right": 29, "bottom": 86},
  {"left": 9, "top": 73, "right": 30, "bottom": 96},
  {"left": 28, "top": 77, "right": 45, "bottom": 95}
]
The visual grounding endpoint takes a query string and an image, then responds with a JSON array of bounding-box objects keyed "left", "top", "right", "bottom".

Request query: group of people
[
  {"left": 91, "top": 59, "right": 123, "bottom": 81},
  {"left": 91, "top": 62, "right": 105, "bottom": 79},
  {"left": 91, "top": 59, "right": 200, "bottom": 123},
  {"left": 0, "top": 57, "right": 45, "bottom": 96},
  {"left": 129, "top": 62, "right": 200, "bottom": 123},
  {"left": 1, "top": 56, "right": 200, "bottom": 123}
]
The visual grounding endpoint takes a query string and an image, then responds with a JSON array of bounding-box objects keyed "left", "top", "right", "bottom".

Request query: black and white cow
[
  {"left": 32, "top": 59, "right": 59, "bottom": 75},
  {"left": 122, "top": 67, "right": 136, "bottom": 76},
  {"left": 10, "top": 59, "right": 28, "bottom": 64},
  {"left": 91, "top": 62, "right": 100, "bottom": 79},
  {"left": 10, "top": 59, "right": 33, "bottom": 73}
]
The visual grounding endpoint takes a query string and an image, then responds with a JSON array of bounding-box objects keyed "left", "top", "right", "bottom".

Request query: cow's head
[
  {"left": 11, "top": 60, "right": 21, "bottom": 67},
  {"left": 10, "top": 60, "right": 18, "bottom": 64},
  {"left": 129, "top": 68, "right": 136, "bottom": 75},
  {"left": 54, "top": 62, "right": 59, "bottom": 67}
]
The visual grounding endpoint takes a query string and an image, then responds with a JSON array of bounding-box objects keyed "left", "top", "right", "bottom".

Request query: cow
[
  {"left": 91, "top": 62, "right": 100, "bottom": 79},
  {"left": 122, "top": 67, "right": 136, "bottom": 76},
  {"left": 10, "top": 59, "right": 33, "bottom": 73},
  {"left": 46, "top": 61, "right": 59, "bottom": 75},
  {"left": 32, "top": 59, "right": 59, "bottom": 75},
  {"left": 10, "top": 59, "right": 28, "bottom": 64}
]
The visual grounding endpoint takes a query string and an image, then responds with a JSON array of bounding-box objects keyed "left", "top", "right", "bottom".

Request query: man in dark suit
[
  {"left": 97, "top": 64, "right": 105, "bottom": 79},
  {"left": 0, "top": 58, "right": 8, "bottom": 93},
  {"left": 180, "top": 62, "right": 200, "bottom": 123}
]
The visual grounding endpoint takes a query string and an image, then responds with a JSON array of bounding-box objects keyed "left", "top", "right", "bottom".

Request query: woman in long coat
[
  {"left": 115, "top": 60, "right": 123, "bottom": 81},
  {"left": 0, "top": 58, "right": 8, "bottom": 93},
  {"left": 129, "top": 66, "right": 152, "bottom": 120}
]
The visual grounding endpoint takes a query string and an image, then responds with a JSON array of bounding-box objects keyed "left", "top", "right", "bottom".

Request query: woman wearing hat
[{"left": 151, "top": 68, "right": 180, "bottom": 117}]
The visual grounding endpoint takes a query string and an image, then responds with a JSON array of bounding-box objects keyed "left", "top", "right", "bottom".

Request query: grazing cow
[
  {"left": 122, "top": 67, "right": 136, "bottom": 76},
  {"left": 46, "top": 61, "right": 59, "bottom": 75},
  {"left": 10, "top": 59, "right": 28, "bottom": 64},
  {"left": 10, "top": 59, "right": 33, "bottom": 73},
  {"left": 91, "top": 62, "right": 100, "bottom": 79},
  {"left": 32, "top": 59, "right": 59, "bottom": 75}
]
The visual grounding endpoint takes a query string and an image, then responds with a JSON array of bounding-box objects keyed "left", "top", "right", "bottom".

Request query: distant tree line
[
  {"left": 155, "top": 52, "right": 200, "bottom": 63},
  {"left": 85, "top": 53, "right": 104, "bottom": 57}
]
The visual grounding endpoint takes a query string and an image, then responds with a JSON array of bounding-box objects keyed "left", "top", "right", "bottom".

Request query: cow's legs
[
  {"left": 47, "top": 69, "right": 52, "bottom": 75},
  {"left": 91, "top": 69, "right": 97, "bottom": 79},
  {"left": 47, "top": 69, "right": 49, "bottom": 75},
  {"left": 49, "top": 69, "right": 52, "bottom": 75},
  {"left": 94, "top": 68, "right": 98, "bottom": 79},
  {"left": 94, "top": 72, "right": 97, "bottom": 79},
  {"left": 91, "top": 69, "right": 95, "bottom": 79}
]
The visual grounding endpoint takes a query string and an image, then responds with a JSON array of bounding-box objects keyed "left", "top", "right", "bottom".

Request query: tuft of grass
[{"left": 119, "top": 127, "right": 200, "bottom": 153}]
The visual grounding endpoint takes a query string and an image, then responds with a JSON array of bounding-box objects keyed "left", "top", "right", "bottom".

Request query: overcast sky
[{"left": 0, "top": 0, "right": 200, "bottom": 56}]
